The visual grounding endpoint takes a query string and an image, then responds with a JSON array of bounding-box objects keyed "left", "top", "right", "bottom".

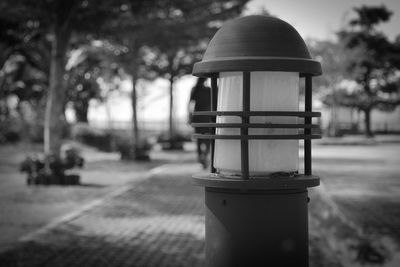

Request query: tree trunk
[
  {"left": 169, "top": 76, "right": 174, "bottom": 139},
  {"left": 104, "top": 91, "right": 113, "bottom": 130},
  {"left": 44, "top": 28, "right": 70, "bottom": 156},
  {"left": 364, "top": 107, "right": 373, "bottom": 137},
  {"left": 16, "top": 102, "right": 30, "bottom": 143},
  {"left": 0, "top": 95, "right": 10, "bottom": 121},
  {"left": 128, "top": 71, "right": 149, "bottom": 160},
  {"left": 131, "top": 73, "right": 139, "bottom": 149},
  {"left": 74, "top": 101, "right": 89, "bottom": 122},
  {"left": 362, "top": 72, "right": 373, "bottom": 137}
]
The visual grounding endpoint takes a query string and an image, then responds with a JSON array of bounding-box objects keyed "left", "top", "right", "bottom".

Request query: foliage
[
  {"left": 71, "top": 123, "right": 151, "bottom": 160},
  {"left": 0, "top": 13, "right": 49, "bottom": 126},
  {"left": 66, "top": 43, "right": 123, "bottom": 122},
  {"left": 1, "top": 0, "right": 249, "bottom": 161},
  {"left": 138, "top": 0, "right": 250, "bottom": 139},
  {"left": 139, "top": 0, "right": 248, "bottom": 80},
  {"left": 156, "top": 131, "right": 191, "bottom": 150},
  {"left": 0, "top": 118, "right": 21, "bottom": 143},
  {"left": 308, "top": 40, "right": 349, "bottom": 92},
  {"left": 117, "top": 136, "right": 152, "bottom": 161},
  {"left": 337, "top": 5, "right": 400, "bottom": 136},
  {"left": 71, "top": 123, "right": 116, "bottom": 152},
  {"left": 0, "top": 54, "right": 47, "bottom": 103},
  {"left": 89, "top": 0, "right": 250, "bottom": 156},
  {"left": 0, "top": 0, "right": 129, "bottom": 156},
  {"left": 20, "top": 145, "right": 84, "bottom": 185},
  {"left": 0, "top": 52, "right": 48, "bottom": 142}
]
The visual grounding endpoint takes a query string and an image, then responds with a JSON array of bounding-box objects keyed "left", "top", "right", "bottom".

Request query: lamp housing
[{"left": 192, "top": 15, "right": 322, "bottom": 181}]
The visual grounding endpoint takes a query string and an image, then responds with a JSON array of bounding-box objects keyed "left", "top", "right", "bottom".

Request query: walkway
[{"left": 1, "top": 141, "right": 400, "bottom": 266}]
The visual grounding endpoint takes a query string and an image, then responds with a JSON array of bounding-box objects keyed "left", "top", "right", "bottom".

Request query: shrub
[
  {"left": 0, "top": 119, "right": 20, "bottom": 143},
  {"left": 117, "top": 136, "right": 152, "bottom": 161},
  {"left": 71, "top": 123, "right": 115, "bottom": 152},
  {"left": 157, "top": 132, "right": 191, "bottom": 150},
  {"left": 20, "top": 145, "right": 84, "bottom": 185}
]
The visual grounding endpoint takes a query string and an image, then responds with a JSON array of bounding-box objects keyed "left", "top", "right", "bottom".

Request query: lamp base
[
  {"left": 205, "top": 187, "right": 309, "bottom": 267},
  {"left": 193, "top": 174, "right": 319, "bottom": 267}
]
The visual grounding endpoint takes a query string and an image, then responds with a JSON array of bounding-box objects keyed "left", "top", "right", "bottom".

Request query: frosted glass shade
[{"left": 214, "top": 71, "right": 299, "bottom": 177}]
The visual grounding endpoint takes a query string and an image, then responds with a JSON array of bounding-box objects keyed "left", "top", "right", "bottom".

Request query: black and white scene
[{"left": 0, "top": 0, "right": 400, "bottom": 266}]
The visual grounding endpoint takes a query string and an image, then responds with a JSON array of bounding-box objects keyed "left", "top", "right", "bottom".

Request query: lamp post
[{"left": 191, "top": 16, "right": 322, "bottom": 267}]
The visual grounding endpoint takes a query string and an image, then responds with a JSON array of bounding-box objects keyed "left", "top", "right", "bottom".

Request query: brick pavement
[
  {"left": 0, "top": 161, "right": 356, "bottom": 267},
  {"left": 0, "top": 163, "right": 205, "bottom": 267},
  {"left": 1, "top": 151, "right": 400, "bottom": 266}
]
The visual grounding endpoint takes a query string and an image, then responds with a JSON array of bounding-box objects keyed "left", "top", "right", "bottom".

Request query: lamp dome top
[{"left": 193, "top": 15, "right": 322, "bottom": 77}]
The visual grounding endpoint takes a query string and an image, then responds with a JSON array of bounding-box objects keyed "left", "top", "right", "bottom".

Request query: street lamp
[{"left": 191, "top": 15, "right": 322, "bottom": 267}]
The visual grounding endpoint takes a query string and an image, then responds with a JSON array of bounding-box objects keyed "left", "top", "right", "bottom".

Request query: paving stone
[
  {"left": 0, "top": 163, "right": 205, "bottom": 267},
  {"left": 1, "top": 157, "right": 400, "bottom": 267}
]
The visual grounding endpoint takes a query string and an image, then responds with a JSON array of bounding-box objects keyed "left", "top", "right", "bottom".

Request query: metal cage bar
[
  {"left": 210, "top": 76, "right": 218, "bottom": 173},
  {"left": 192, "top": 134, "right": 321, "bottom": 140},
  {"left": 193, "top": 111, "right": 320, "bottom": 117},
  {"left": 304, "top": 76, "right": 312, "bottom": 175},
  {"left": 241, "top": 72, "right": 251, "bottom": 179},
  {"left": 192, "top": 123, "right": 320, "bottom": 129}
]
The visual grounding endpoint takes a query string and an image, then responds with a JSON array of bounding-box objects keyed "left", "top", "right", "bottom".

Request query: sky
[
  {"left": 85, "top": 0, "right": 400, "bottom": 125},
  {"left": 246, "top": 0, "right": 400, "bottom": 41}
]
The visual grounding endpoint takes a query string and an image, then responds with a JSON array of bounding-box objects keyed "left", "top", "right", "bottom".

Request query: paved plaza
[
  {"left": 0, "top": 162, "right": 205, "bottom": 267},
  {"left": 0, "top": 140, "right": 400, "bottom": 266}
]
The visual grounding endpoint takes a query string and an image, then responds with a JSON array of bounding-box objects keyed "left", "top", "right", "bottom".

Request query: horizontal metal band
[
  {"left": 192, "top": 58, "right": 322, "bottom": 77},
  {"left": 192, "top": 134, "right": 321, "bottom": 140},
  {"left": 192, "top": 173, "right": 320, "bottom": 189},
  {"left": 192, "top": 111, "right": 321, "bottom": 117},
  {"left": 191, "top": 123, "right": 319, "bottom": 129}
]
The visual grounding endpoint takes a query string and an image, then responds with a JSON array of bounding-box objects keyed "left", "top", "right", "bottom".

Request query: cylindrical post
[
  {"left": 205, "top": 188, "right": 309, "bottom": 267},
  {"left": 304, "top": 76, "right": 312, "bottom": 175},
  {"left": 241, "top": 72, "right": 250, "bottom": 179},
  {"left": 210, "top": 76, "right": 218, "bottom": 173}
]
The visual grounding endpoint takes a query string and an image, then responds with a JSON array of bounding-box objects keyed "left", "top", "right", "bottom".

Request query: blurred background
[{"left": 0, "top": 0, "right": 399, "bottom": 266}]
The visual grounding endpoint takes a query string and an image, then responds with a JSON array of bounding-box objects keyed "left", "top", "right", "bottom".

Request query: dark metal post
[
  {"left": 205, "top": 187, "right": 309, "bottom": 267},
  {"left": 304, "top": 76, "right": 312, "bottom": 175}
]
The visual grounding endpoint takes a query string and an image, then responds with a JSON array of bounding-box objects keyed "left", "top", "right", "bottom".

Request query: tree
[
  {"left": 67, "top": 56, "right": 100, "bottom": 123},
  {"left": 140, "top": 0, "right": 249, "bottom": 145},
  {"left": 107, "top": 0, "right": 249, "bottom": 156},
  {"left": 66, "top": 44, "right": 122, "bottom": 123},
  {"left": 1, "top": 0, "right": 127, "bottom": 158},
  {"left": 2, "top": 0, "right": 249, "bottom": 160},
  {"left": 308, "top": 40, "right": 354, "bottom": 136},
  {"left": 308, "top": 40, "right": 349, "bottom": 91},
  {"left": 0, "top": 53, "right": 48, "bottom": 142},
  {"left": 142, "top": 42, "right": 206, "bottom": 144},
  {"left": 0, "top": 13, "right": 50, "bottom": 126},
  {"left": 338, "top": 5, "right": 400, "bottom": 136}
]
